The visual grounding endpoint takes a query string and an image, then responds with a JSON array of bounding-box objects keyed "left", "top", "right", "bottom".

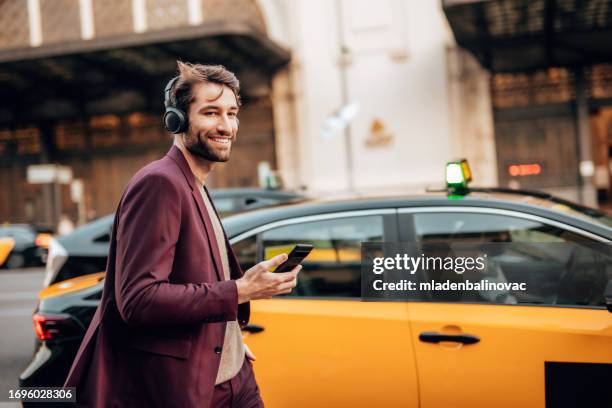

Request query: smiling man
[
  {"left": 172, "top": 63, "right": 238, "bottom": 163},
  {"left": 64, "top": 61, "right": 301, "bottom": 407}
]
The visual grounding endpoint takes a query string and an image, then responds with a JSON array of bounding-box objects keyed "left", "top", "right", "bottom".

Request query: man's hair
[{"left": 172, "top": 61, "right": 241, "bottom": 114}]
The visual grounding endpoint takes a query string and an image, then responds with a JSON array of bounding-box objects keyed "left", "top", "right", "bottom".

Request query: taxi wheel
[{"left": 6, "top": 253, "right": 25, "bottom": 269}]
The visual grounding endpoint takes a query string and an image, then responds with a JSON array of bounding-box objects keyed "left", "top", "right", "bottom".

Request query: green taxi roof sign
[{"left": 446, "top": 159, "right": 472, "bottom": 195}]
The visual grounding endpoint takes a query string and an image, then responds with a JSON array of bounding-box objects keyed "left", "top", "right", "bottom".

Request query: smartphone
[{"left": 273, "top": 244, "right": 314, "bottom": 273}]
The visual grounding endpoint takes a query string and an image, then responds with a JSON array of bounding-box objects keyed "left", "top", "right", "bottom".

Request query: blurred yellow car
[
  {"left": 0, "top": 224, "right": 47, "bottom": 268},
  {"left": 0, "top": 237, "right": 15, "bottom": 266}
]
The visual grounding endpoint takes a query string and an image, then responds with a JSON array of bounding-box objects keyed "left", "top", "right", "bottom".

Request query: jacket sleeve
[{"left": 113, "top": 172, "right": 238, "bottom": 326}]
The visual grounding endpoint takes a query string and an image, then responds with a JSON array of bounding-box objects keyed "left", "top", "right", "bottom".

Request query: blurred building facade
[
  {"left": 272, "top": 0, "right": 498, "bottom": 196},
  {"left": 283, "top": 0, "right": 612, "bottom": 206},
  {"left": 2, "top": 0, "right": 611, "bottom": 229},
  {"left": 0, "top": 0, "right": 289, "bottom": 228},
  {"left": 444, "top": 0, "right": 612, "bottom": 207}
]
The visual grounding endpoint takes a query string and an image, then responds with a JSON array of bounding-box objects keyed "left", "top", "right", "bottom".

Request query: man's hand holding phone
[{"left": 236, "top": 253, "right": 302, "bottom": 304}]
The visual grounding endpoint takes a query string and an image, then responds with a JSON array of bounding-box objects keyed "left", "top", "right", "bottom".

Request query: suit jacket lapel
[
  {"left": 202, "top": 185, "right": 244, "bottom": 280},
  {"left": 167, "top": 145, "right": 224, "bottom": 282},
  {"left": 191, "top": 189, "right": 225, "bottom": 282}
]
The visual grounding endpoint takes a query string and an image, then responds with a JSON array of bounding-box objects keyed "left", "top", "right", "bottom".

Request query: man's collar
[{"left": 166, "top": 144, "right": 200, "bottom": 191}]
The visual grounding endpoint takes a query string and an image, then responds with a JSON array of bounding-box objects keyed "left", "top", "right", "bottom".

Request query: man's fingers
[
  {"left": 276, "top": 265, "right": 302, "bottom": 282},
  {"left": 245, "top": 256, "right": 302, "bottom": 300},
  {"left": 277, "top": 271, "right": 297, "bottom": 283},
  {"left": 244, "top": 343, "right": 257, "bottom": 361},
  {"left": 276, "top": 278, "right": 298, "bottom": 292},
  {"left": 279, "top": 287, "right": 294, "bottom": 294},
  {"left": 259, "top": 253, "right": 288, "bottom": 272}
]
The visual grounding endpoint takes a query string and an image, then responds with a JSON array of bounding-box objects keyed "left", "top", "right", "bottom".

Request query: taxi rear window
[
  {"left": 514, "top": 195, "right": 612, "bottom": 229},
  {"left": 544, "top": 200, "right": 612, "bottom": 228}
]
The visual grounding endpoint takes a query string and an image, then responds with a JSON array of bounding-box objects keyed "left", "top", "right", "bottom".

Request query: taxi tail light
[
  {"left": 34, "top": 233, "right": 52, "bottom": 249},
  {"left": 33, "top": 313, "right": 82, "bottom": 341}
]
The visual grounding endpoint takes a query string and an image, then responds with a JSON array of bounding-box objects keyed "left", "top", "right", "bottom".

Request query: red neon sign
[{"left": 508, "top": 164, "right": 541, "bottom": 177}]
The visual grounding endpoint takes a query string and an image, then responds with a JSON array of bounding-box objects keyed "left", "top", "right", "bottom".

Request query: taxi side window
[
  {"left": 413, "top": 212, "right": 612, "bottom": 307},
  {"left": 260, "top": 216, "right": 384, "bottom": 298},
  {"left": 233, "top": 235, "right": 257, "bottom": 272}
]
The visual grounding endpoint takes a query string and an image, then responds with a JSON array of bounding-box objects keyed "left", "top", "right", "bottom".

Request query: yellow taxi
[
  {"left": 0, "top": 224, "right": 48, "bottom": 268},
  {"left": 23, "top": 161, "right": 612, "bottom": 407}
]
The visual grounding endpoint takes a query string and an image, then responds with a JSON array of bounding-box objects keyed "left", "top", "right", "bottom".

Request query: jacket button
[{"left": 214, "top": 346, "right": 222, "bottom": 354}]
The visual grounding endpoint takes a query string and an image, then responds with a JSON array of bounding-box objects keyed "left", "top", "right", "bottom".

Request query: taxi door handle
[
  {"left": 243, "top": 324, "right": 265, "bottom": 334},
  {"left": 419, "top": 331, "right": 480, "bottom": 345}
]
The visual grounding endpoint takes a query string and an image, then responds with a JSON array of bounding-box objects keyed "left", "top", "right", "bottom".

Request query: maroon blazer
[{"left": 64, "top": 145, "right": 249, "bottom": 407}]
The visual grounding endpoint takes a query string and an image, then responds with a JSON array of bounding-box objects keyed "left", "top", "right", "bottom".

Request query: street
[{"left": 0, "top": 268, "right": 44, "bottom": 407}]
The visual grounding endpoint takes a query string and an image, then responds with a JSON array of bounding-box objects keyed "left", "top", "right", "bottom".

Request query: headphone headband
[
  {"left": 163, "top": 76, "right": 187, "bottom": 134},
  {"left": 164, "top": 76, "right": 180, "bottom": 109}
]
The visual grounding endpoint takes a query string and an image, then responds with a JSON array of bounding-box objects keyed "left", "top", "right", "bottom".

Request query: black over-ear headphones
[{"left": 163, "top": 76, "right": 188, "bottom": 134}]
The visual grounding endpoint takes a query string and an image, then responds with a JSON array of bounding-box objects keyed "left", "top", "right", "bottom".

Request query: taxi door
[
  {"left": 409, "top": 303, "right": 612, "bottom": 407},
  {"left": 232, "top": 211, "right": 419, "bottom": 408},
  {"left": 401, "top": 209, "right": 612, "bottom": 408}
]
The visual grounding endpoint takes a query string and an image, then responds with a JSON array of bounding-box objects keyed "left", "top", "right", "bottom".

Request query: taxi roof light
[
  {"left": 446, "top": 159, "right": 472, "bottom": 195},
  {"left": 446, "top": 163, "right": 464, "bottom": 184},
  {"left": 461, "top": 160, "right": 472, "bottom": 182}
]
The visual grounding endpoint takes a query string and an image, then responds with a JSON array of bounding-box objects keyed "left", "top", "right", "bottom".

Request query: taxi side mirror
[{"left": 605, "top": 280, "right": 612, "bottom": 313}]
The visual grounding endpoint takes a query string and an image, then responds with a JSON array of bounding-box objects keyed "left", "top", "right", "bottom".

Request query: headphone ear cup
[{"left": 163, "top": 108, "right": 187, "bottom": 134}]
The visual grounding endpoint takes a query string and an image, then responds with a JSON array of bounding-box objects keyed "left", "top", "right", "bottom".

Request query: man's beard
[{"left": 183, "top": 129, "right": 232, "bottom": 162}]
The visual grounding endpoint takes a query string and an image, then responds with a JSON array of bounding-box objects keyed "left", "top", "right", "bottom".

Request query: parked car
[
  {"left": 43, "top": 188, "right": 304, "bottom": 286},
  {"left": 0, "top": 224, "right": 48, "bottom": 269},
  {"left": 21, "top": 161, "right": 612, "bottom": 407}
]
